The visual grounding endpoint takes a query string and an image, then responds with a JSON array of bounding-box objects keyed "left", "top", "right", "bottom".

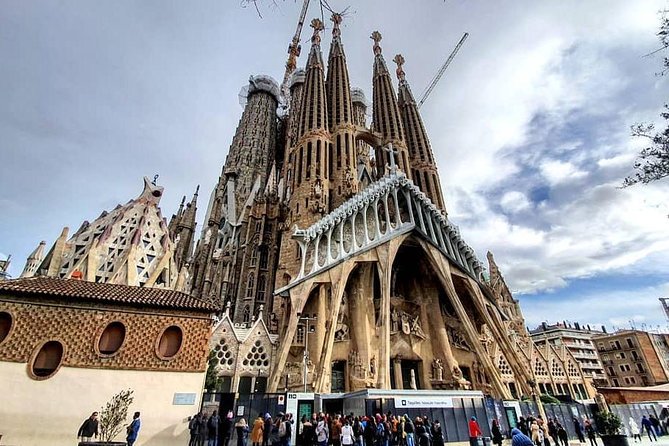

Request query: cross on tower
[{"left": 382, "top": 143, "right": 399, "bottom": 173}]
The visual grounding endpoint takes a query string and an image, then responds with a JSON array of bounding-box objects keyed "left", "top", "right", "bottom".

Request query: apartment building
[{"left": 595, "top": 330, "right": 669, "bottom": 387}]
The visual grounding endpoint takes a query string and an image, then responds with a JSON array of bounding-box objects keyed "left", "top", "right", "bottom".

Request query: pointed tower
[
  {"left": 370, "top": 31, "right": 412, "bottom": 178},
  {"left": 168, "top": 195, "right": 186, "bottom": 236},
  {"left": 394, "top": 54, "right": 446, "bottom": 211},
  {"left": 173, "top": 186, "right": 198, "bottom": 269},
  {"left": 20, "top": 241, "right": 46, "bottom": 278},
  {"left": 326, "top": 13, "right": 358, "bottom": 208},
  {"left": 34, "top": 177, "right": 179, "bottom": 289}
]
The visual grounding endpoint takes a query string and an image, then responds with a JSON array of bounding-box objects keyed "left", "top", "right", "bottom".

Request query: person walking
[
  {"left": 317, "top": 414, "right": 329, "bottom": 446},
  {"left": 642, "top": 416, "right": 657, "bottom": 441},
  {"left": 264, "top": 414, "right": 273, "bottom": 446},
  {"left": 650, "top": 415, "right": 662, "bottom": 437},
  {"left": 302, "top": 415, "right": 315, "bottom": 446},
  {"left": 209, "top": 410, "right": 222, "bottom": 446},
  {"left": 404, "top": 416, "right": 415, "bottom": 446},
  {"left": 491, "top": 420, "right": 503, "bottom": 446},
  {"left": 628, "top": 417, "right": 641, "bottom": 443},
  {"left": 222, "top": 412, "right": 234, "bottom": 446},
  {"left": 530, "top": 421, "right": 542, "bottom": 446},
  {"left": 468, "top": 417, "right": 482, "bottom": 446},
  {"left": 430, "top": 420, "right": 445, "bottom": 446},
  {"left": 573, "top": 418, "right": 585, "bottom": 444},
  {"left": 190, "top": 413, "right": 203, "bottom": 446},
  {"left": 201, "top": 414, "right": 210, "bottom": 446},
  {"left": 584, "top": 420, "right": 597, "bottom": 446},
  {"left": 547, "top": 419, "right": 558, "bottom": 446},
  {"left": 556, "top": 423, "right": 568, "bottom": 446},
  {"left": 332, "top": 416, "right": 343, "bottom": 446},
  {"left": 126, "top": 412, "right": 141, "bottom": 446},
  {"left": 236, "top": 418, "right": 250, "bottom": 446},
  {"left": 342, "top": 418, "right": 355, "bottom": 446},
  {"left": 252, "top": 414, "right": 265, "bottom": 446},
  {"left": 78, "top": 411, "right": 100, "bottom": 442}
]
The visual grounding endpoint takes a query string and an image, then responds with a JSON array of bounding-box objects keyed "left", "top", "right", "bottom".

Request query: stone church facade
[{"left": 19, "top": 13, "right": 593, "bottom": 400}]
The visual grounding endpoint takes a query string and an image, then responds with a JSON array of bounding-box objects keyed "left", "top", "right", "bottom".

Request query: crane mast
[
  {"left": 280, "top": 0, "right": 312, "bottom": 104},
  {"left": 417, "top": 32, "right": 469, "bottom": 109}
]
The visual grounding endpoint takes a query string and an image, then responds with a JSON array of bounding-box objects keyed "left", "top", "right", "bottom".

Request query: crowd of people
[{"left": 189, "top": 409, "right": 668, "bottom": 446}]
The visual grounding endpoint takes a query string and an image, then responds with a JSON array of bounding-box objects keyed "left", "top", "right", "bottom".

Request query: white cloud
[
  {"left": 500, "top": 191, "right": 531, "bottom": 213},
  {"left": 539, "top": 159, "right": 588, "bottom": 185}
]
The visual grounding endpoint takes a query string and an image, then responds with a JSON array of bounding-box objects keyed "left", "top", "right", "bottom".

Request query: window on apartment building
[
  {"left": 627, "top": 338, "right": 634, "bottom": 348},
  {"left": 613, "top": 378, "right": 620, "bottom": 386},
  {"left": 629, "top": 376, "right": 637, "bottom": 384},
  {"left": 620, "top": 352, "right": 626, "bottom": 359},
  {"left": 632, "top": 351, "right": 640, "bottom": 360},
  {"left": 636, "top": 363, "right": 645, "bottom": 373},
  {"left": 619, "top": 364, "right": 631, "bottom": 372},
  {"left": 615, "top": 340, "right": 622, "bottom": 349},
  {"left": 610, "top": 341, "right": 617, "bottom": 350}
]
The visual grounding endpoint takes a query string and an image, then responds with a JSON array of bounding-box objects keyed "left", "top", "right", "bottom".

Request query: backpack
[{"left": 376, "top": 422, "right": 385, "bottom": 439}]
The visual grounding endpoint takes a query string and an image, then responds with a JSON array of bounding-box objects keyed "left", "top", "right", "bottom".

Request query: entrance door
[
  {"left": 401, "top": 360, "right": 421, "bottom": 389},
  {"left": 297, "top": 400, "right": 314, "bottom": 421},
  {"left": 332, "top": 361, "right": 346, "bottom": 393},
  {"left": 505, "top": 407, "right": 519, "bottom": 429}
]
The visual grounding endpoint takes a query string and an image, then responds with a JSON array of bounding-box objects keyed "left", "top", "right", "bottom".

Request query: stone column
[
  {"left": 393, "top": 356, "right": 404, "bottom": 389},
  {"left": 376, "top": 244, "right": 393, "bottom": 389}
]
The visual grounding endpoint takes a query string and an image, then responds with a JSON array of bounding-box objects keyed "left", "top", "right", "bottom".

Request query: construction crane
[
  {"left": 280, "top": 0, "right": 312, "bottom": 104},
  {"left": 417, "top": 32, "right": 469, "bottom": 109}
]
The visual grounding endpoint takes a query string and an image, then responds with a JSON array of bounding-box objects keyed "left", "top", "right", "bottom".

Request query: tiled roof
[{"left": 0, "top": 277, "right": 218, "bottom": 312}]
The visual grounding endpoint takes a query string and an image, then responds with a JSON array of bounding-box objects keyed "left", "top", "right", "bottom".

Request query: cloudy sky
[{"left": 1, "top": 1, "right": 668, "bottom": 332}]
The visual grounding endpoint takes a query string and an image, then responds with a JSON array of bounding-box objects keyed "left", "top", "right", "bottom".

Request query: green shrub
[{"left": 595, "top": 411, "right": 623, "bottom": 436}]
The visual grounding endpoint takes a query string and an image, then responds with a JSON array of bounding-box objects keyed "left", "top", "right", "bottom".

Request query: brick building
[
  {"left": 0, "top": 276, "right": 215, "bottom": 446},
  {"left": 595, "top": 330, "right": 669, "bottom": 387}
]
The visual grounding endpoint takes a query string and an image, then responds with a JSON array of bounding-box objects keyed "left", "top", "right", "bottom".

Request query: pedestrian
[
  {"left": 404, "top": 416, "right": 415, "bottom": 446},
  {"left": 353, "top": 416, "right": 363, "bottom": 446},
  {"left": 547, "top": 419, "right": 558, "bottom": 446},
  {"left": 519, "top": 418, "right": 528, "bottom": 437},
  {"left": 281, "top": 413, "right": 293, "bottom": 446},
  {"left": 414, "top": 418, "right": 429, "bottom": 446},
  {"left": 342, "top": 418, "right": 356, "bottom": 446},
  {"left": 317, "top": 414, "right": 329, "bottom": 446},
  {"left": 628, "top": 417, "right": 641, "bottom": 443},
  {"left": 222, "top": 411, "right": 234, "bottom": 446},
  {"left": 642, "top": 416, "right": 657, "bottom": 441},
  {"left": 584, "top": 420, "right": 597, "bottom": 446},
  {"left": 190, "top": 413, "right": 203, "bottom": 446},
  {"left": 531, "top": 421, "right": 542, "bottom": 446},
  {"left": 252, "top": 414, "right": 265, "bottom": 446},
  {"left": 201, "top": 414, "right": 210, "bottom": 446},
  {"left": 650, "top": 415, "right": 662, "bottom": 437},
  {"left": 332, "top": 415, "right": 343, "bottom": 446},
  {"left": 512, "top": 428, "right": 535, "bottom": 446},
  {"left": 556, "top": 423, "right": 568, "bottom": 446},
  {"left": 209, "top": 410, "right": 222, "bottom": 446},
  {"left": 468, "top": 416, "right": 482, "bottom": 446},
  {"left": 430, "top": 420, "right": 445, "bottom": 446},
  {"left": 491, "top": 420, "right": 503, "bottom": 446},
  {"left": 265, "top": 414, "right": 273, "bottom": 446},
  {"left": 126, "top": 411, "right": 141, "bottom": 446},
  {"left": 236, "top": 418, "right": 250, "bottom": 446},
  {"left": 78, "top": 411, "right": 100, "bottom": 442},
  {"left": 573, "top": 418, "right": 585, "bottom": 444}
]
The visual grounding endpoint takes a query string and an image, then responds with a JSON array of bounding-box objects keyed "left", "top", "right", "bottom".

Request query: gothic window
[
  {"left": 255, "top": 222, "right": 261, "bottom": 233},
  {"left": 345, "top": 134, "right": 350, "bottom": 164},
  {"left": 250, "top": 247, "right": 258, "bottom": 267},
  {"left": 246, "top": 273, "right": 255, "bottom": 298},
  {"left": 257, "top": 275, "right": 266, "bottom": 302},
  {"left": 328, "top": 143, "right": 333, "bottom": 179},
  {"left": 242, "top": 340, "right": 269, "bottom": 367},
  {"left": 306, "top": 142, "right": 312, "bottom": 180},
  {"left": 297, "top": 148, "right": 303, "bottom": 185},
  {"left": 243, "top": 306, "right": 251, "bottom": 323},
  {"left": 337, "top": 135, "right": 342, "bottom": 168},
  {"left": 259, "top": 248, "right": 269, "bottom": 269}
]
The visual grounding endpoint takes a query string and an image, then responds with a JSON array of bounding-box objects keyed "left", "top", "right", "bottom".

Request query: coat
[
  {"left": 252, "top": 418, "right": 265, "bottom": 443},
  {"left": 629, "top": 419, "right": 640, "bottom": 435},
  {"left": 78, "top": 418, "right": 99, "bottom": 438},
  {"left": 512, "top": 428, "right": 535, "bottom": 446}
]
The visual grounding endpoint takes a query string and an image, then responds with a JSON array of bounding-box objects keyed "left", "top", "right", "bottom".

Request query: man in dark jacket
[{"left": 78, "top": 411, "right": 99, "bottom": 442}]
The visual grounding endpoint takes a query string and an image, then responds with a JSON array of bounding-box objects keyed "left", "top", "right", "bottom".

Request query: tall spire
[
  {"left": 297, "top": 18, "right": 328, "bottom": 138},
  {"left": 174, "top": 185, "right": 198, "bottom": 269},
  {"left": 394, "top": 54, "right": 446, "bottom": 211},
  {"left": 371, "top": 31, "right": 411, "bottom": 179},
  {"left": 326, "top": 12, "right": 357, "bottom": 208},
  {"left": 20, "top": 241, "right": 46, "bottom": 278}
]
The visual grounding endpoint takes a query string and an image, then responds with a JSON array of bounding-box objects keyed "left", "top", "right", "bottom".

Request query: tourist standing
[
  {"left": 573, "top": 418, "right": 585, "bottom": 444},
  {"left": 264, "top": 414, "right": 273, "bottom": 446},
  {"left": 342, "top": 418, "right": 355, "bottom": 446},
  {"left": 404, "top": 416, "right": 415, "bottom": 446},
  {"left": 556, "top": 423, "right": 568, "bottom": 446},
  {"left": 491, "top": 420, "right": 503, "bottom": 446},
  {"left": 547, "top": 419, "right": 558, "bottom": 446},
  {"left": 468, "top": 417, "right": 482, "bottom": 446},
  {"left": 126, "top": 412, "right": 141, "bottom": 446},
  {"left": 584, "top": 420, "right": 597, "bottom": 446},
  {"left": 511, "top": 428, "right": 535, "bottom": 446},
  {"left": 628, "top": 417, "right": 641, "bottom": 442},
  {"left": 642, "top": 416, "right": 657, "bottom": 441},
  {"left": 236, "top": 418, "right": 250, "bottom": 446},
  {"left": 332, "top": 416, "right": 343, "bottom": 446},
  {"left": 317, "top": 414, "right": 329, "bottom": 446},
  {"left": 78, "top": 411, "right": 99, "bottom": 442},
  {"left": 209, "top": 410, "right": 222, "bottom": 446},
  {"left": 222, "top": 412, "right": 235, "bottom": 446},
  {"left": 252, "top": 414, "right": 265, "bottom": 446},
  {"left": 430, "top": 420, "right": 445, "bottom": 446}
]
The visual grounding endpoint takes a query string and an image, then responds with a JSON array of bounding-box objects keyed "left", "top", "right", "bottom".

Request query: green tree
[
  {"left": 99, "top": 389, "right": 134, "bottom": 443},
  {"left": 205, "top": 350, "right": 222, "bottom": 392},
  {"left": 624, "top": 11, "right": 669, "bottom": 187}
]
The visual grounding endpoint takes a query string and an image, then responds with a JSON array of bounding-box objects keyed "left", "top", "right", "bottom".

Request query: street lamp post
[{"left": 299, "top": 314, "right": 317, "bottom": 392}]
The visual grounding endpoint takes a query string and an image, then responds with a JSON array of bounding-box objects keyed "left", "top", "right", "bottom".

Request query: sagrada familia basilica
[{"left": 17, "top": 14, "right": 593, "bottom": 401}]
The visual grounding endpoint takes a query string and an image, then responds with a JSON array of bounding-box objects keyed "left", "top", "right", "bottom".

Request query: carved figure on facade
[
  {"left": 310, "top": 176, "right": 327, "bottom": 214},
  {"left": 432, "top": 358, "right": 444, "bottom": 381},
  {"left": 343, "top": 167, "right": 358, "bottom": 197},
  {"left": 479, "top": 324, "right": 493, "bottom": 355},
  {"left": 310, "top": 18, "right": 324, "bottom": 45},
  {"left": 390, "top": 305, "right": 426, "bottom": 339},
  {"left": 334, "top": 291, "right": 350, "bottom": 342},
  {"left": 447, "top": 325, "right": 471, "bottom": 351}
]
